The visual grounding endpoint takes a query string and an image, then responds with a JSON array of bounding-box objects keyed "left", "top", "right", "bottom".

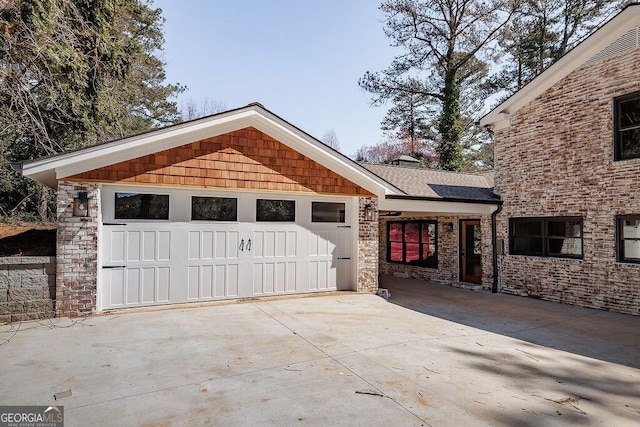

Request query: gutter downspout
[{"left": 491, "top": 201, "right": 503, "bottom": 294}]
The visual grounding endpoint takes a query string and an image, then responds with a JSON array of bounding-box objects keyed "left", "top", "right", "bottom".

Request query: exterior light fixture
[
  {"left": 364, "top": 202, "right": 375, "bottom": 222},
  {"left": 445, "top": 222, "right": 454, "bottom": 233},
  {"left": 73, "top": 191, "right": 89, "bottom": 217}
]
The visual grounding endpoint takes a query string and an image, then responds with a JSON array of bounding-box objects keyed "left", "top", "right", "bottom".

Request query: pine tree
[
  {"left": 494, "top": 0, "right": 626, "bottom": 94},
  {"left": 0, "top": 0, "right": 184, "bottom": 219},
  {"left": 359, "top": 0, "right": 519, "bottom": 171}
]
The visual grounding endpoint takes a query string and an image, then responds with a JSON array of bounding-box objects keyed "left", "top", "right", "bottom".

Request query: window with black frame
[
  {"left": 115, "top": 192, "right": 169, "bottom": 219},
  {"left": 256, "top": 199, "right": 295, "bottom": 222},
  {"left": 617, "top": 215, "right": 640, "bottom": 263},
  {"left": 387, "top": 221, "right": 437, "bottom": 268},
  {"left": 191, "top": 196, "right": 237, "bottom": 221},
  {"left": 311, "top": 202, "right": 345, "bottom": 223},
  {"left": 509, "top": 217, "right": 582, "bottom": 258},
  {"left": 615, "top": 91, "right": 640, "bottom": 160}
]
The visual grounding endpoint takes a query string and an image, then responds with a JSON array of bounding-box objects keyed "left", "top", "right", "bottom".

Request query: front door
[{"left": 460, "top": 220, "right": 482, "bottom": 284}]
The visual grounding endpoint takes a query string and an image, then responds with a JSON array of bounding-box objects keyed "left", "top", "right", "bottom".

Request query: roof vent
[
  {"left": 584, "top": 26, "right": 639, "bottom": 66},
  {"left": 390, "top": 155, "right": 420, "bottom": 168}
]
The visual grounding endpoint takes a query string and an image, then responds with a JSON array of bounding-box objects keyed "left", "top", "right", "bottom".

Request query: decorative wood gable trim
[{"left": 69, "top": 128, "right": 373, "bottom": 196}]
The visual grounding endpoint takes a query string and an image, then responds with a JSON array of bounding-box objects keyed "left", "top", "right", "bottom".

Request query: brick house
[
  {"left": 17, "top": 103, "right": 500, "bottom": 318},
  {"left": 480, "top": 3, "right": 640, "bottom": 315}
]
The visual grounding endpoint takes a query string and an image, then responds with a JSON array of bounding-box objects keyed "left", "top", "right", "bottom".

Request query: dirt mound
[{"left": 0, "top": 225, "right": 57, "bottom": 257}]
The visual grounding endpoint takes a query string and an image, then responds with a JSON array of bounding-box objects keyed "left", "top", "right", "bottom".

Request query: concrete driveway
[{"left": 1, "top": 275, "right": 639, "bottom": 426}]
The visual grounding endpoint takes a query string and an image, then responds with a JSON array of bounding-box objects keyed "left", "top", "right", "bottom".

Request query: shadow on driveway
[{"left": 380, "top": 274, "right": 640, "bottom": 369}]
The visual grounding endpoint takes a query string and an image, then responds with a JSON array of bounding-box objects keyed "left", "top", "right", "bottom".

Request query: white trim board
[
  {"left": 480, "top": 4, "right": 640, "bottom": 131},
  {"left": 21, "top": 104, "right": 403, "bottom": 198}
]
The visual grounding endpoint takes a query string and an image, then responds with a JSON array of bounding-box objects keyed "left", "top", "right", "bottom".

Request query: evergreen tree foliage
[
  {"left": 0, "top": 0, "right": 184, "bottom": 219},
  {"left": 493, "top": 0, "right": 627, "bottom": 94},
  {"left": 359, "top": 0, "right": 519, "bottom": 171}
]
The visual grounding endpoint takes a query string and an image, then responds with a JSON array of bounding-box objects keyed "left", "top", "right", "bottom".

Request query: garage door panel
[
  {"left": 188, "top": 265, "right": 199, "bottom": 299},
  {"left": 110, "top": 231, "right": 125, "bottom": 263},
  {"left": 102, "top": 269, "right": 125, "bottom": 307},
  {"left": 158, "top": 232, "right": 171, "bottom": 260},
  {"left": 225, "top": 264, "right": 239, "bottom": 297},
  {"left": 287, "top": 232, "right": 297, "bottom": 257},
  {"left": 318, "top": 260, "right": 328, "bottom": 290},
  {"left": 187, "top": 263, "right": 240, "bottom": 300},
  {"left": 309, "top": 260, "right": 336, "bottom": 291},
  {"left": 202, "top": 231, "right": 214, "bottom": 259},
  {"left": 253, "top": 261, "right": 297, "bottom": 295},
  {"left": 275, "top": 263, "right": 285, "bottom": 293},
  {"left": 157, "top": 267, "right": 170, "bottom": 302},
  {"left": 201, "top": 265, "right": 213, "bottom": 299},
  {"left": 142, "top": 267, "right": 156, "bottom": 303},
  {"left": 143, "top": 232, "right": 156, "bottom": 261},
  {"left": 188, "top": 232, "right": 200, "bottom": 259},
  {"left": 225, "top": 231, "right": 239, "bottom": 259},
  {"left": 286, "top": 262, "right": 297, "bottom": 292},
  {"left": 265, "top": 263, "right": 275, "bottom": 293},
  {"left": 126, "top": 268, "right": 140, "bottom": 304},
  {"left": 276, "top": 232, "right": 286, "bottom": 257},
  {"left": 127, "top": 232, "right": 141, "bottom": 262}
]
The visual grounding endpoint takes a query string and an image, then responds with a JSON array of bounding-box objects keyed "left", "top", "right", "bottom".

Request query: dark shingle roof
[{"left": 361, "top": 163, "right": 499, "bottom": 203}]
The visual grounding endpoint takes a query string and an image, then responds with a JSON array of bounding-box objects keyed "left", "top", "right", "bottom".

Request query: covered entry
[{"left": 99, "top": 185, "right": 355, "bottom": 310}]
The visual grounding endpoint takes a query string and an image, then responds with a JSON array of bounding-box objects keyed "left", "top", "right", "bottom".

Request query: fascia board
[
  {"left": 248, "top": 110, "right": 403, "bottom": 197},
  {"left": 55, "top": 113, "right": 256, "bottom": 179},
  {"left": 22, "top": 104, "right": 402, "bottom": 197},
  {"left": 480, "top": 6, "right": 640, "bottom": 128},
  {"left": 379, "top": 198, "right": 498, "bottom": 215},
  {"left": 23, "top": 109, "right": 255, "bottom": 179}
]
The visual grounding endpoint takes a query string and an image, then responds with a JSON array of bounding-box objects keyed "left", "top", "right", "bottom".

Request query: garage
[
  {"left": 20, "top": 103, "right": 397, "bottom": 316},
  {"left": 99, "top": 186, "right": 356, "bottom": 310}
]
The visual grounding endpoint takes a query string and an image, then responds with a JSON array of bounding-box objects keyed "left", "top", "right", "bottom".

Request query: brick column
[
  {"left": 56, "top": 181, "right": 100, "bottom": 317},
  {"left": 357, "top": 197, "right": 379, "bottom": 293}
]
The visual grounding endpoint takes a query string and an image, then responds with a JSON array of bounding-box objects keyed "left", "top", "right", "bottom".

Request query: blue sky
[{"left": 153, "top": 0, "right": 398, "bottom": 157}]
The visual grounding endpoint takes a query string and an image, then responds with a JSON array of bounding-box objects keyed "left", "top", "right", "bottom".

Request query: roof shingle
[{"left": 361, "top": 163, "right": 499, "bottom": 202}]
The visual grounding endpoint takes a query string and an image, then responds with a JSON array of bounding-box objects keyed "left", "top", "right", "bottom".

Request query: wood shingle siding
[{"left": 70, "top": 127, "right": 372, "bottom": 196}]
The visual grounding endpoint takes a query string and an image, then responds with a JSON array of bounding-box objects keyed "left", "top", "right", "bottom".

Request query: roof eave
[
  {"left": 480, "top": 4, "right": 640, "bottom": 129},
  {"left": 385, "top": 194, "right": 502, "bottom": 205},
  {"left": 21, "top": 104, "right": 404, "bottom": 196}
]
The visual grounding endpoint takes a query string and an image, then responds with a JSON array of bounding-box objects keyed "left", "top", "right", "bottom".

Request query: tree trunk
[
  {"left": 438, "top": 70, "right": 463, "bottom": 171},
  {"left": 38, "top": 185, "right": 48, "bottom": 221}
]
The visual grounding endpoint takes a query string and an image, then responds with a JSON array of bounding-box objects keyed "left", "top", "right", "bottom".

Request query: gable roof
[
  {"left": 361, "top": 163, "right": 499, "bottom": 203},
  {"left": 19, "top": 103, "right": 402, "bottom": 196},
  {"left": 480, "top": 3, "right": 640, "bottom": 130}
]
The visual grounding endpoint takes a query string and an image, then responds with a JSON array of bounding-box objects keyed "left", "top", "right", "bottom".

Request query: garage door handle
[
  {"left": 239, "top": 239, "right": 244, "bottom": 251},
  {"left": 337, "top": 257, "right": 351, "bottom": 260},
  {"left": 102, "top": 265, "right": 126, "bottom": 269},
  {"left": 246, "top": 239, "right": 251, "bottom": 251},
  {"left": 337, "top": 226, "right": 351, "bottom": 228},
  {"left": 103, "top": 223, "right": 127, "bottom": 226}
]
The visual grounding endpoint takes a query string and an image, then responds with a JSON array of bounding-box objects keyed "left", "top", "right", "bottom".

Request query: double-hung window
[
  {"left": 387, "top": 221, "right": 437, "bottom": 268},
  {"left": 509, "top": 217, "right": 583, "bottom": 258},
  {"left": 617, "top": 215, "right": 640, "bottom": 263},
  {"left": 614, "top": 91, "right": 640, "bottom": 160}
]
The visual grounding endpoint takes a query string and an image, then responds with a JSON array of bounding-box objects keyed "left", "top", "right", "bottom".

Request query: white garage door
[{"left": 99, "top": 186, "right": 355, "bottom": 310}]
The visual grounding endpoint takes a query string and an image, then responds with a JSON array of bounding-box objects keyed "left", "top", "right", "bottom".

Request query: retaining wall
[{"left": 0, "top": 256, "right": 56, "bottom": 323}]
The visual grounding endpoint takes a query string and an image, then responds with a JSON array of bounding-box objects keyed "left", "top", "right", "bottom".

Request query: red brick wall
[
  {"left": 70, "top": 127, "right": 371, "bottom": 196},
  {"left": 494, "top": 48, "right": 640, "bottom": 315}
]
